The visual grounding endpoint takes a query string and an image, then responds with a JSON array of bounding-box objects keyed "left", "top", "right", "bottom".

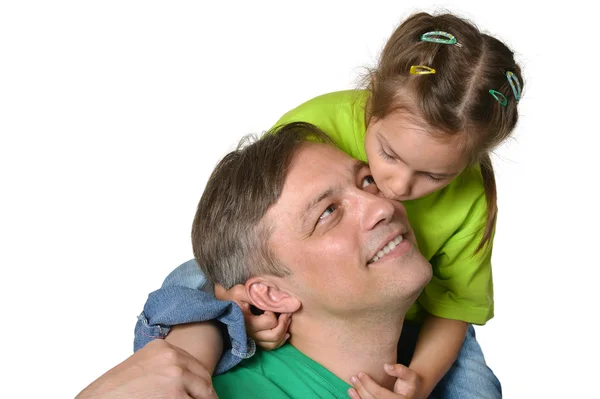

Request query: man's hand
[
  {"left": 348, "top": 364, "right": 423, "bottom": 399},
  {"left": 75, "top": 339, "right": 217, "bottom": 399},
  {"left": 214, "top": 283, "right": 291, "bottom": 350}
]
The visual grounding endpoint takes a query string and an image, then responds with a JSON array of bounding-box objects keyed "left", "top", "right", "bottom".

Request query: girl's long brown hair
[{"left": 368, "top": 12, "right": 524, "bottom": 252}]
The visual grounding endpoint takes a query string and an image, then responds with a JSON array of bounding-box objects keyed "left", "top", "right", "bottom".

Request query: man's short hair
[{"left": 192, "top": 122, "right": 333, "bottom": 289}]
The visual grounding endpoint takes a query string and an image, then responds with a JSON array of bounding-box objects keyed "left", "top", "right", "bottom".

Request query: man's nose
[{"left": 360, "top": 191, "right": 396, "bottom": 231}]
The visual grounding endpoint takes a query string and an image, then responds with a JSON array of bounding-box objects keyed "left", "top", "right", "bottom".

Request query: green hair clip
[
  {"left": 506, "top": 71, "right": 521, "bottom": 102},
  {"left": 490, "top": 71, "right": 522, "bottom": 106},
  {"left": 421, "top": 31, "right": 462, "bottom": 47},
  {"left": 489, "top": 90, "right": 508, "bottom": 107}
]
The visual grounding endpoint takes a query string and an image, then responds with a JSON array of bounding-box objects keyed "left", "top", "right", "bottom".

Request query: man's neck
[{"left": 289, "top": 310, "right": 405, "bottom": 391}]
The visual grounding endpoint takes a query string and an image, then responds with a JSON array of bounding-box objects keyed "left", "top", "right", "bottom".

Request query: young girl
[{"left": 135, "top": 11, "right": 523, "bottom": 399}]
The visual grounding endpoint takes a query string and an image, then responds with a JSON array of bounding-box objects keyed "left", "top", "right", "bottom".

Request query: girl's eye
[
  {"left": 362, "top": 175, "right": 376, "bottom": 188},
  {"left": 426, "top": 174, "right": 445, "bottom": 182},
  {"left": 378, "top": 148, "right": 394, "bottom": 161},
  {"left": 319, "top": 204, "right": 337, "bottom": 221}
]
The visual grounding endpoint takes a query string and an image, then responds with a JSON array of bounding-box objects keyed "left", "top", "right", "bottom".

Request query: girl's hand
[
  {"left": 214, "top": 283, "right": 292, "bottom": 350},
  {"left": 348, "top": 364, "right": 422, "bottom": 399}
]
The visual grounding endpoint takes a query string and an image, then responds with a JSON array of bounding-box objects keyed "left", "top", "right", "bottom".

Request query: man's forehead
[
  {"left": 269, "top": 142, "right": 366, "bottom": 225},
  {"left": 287, "top": 142, "right": 352, "bottom": 183}
]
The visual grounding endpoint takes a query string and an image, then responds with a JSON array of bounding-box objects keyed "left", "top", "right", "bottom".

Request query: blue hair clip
[
  {"left": 421, "top": 31, "right": 463, "bottom": 47},
  {"left": 506, "top": 71, "right": 521, "bottom": 102},
  {"left": 489, "top": 90, "right": 507, "bottom": 107}
]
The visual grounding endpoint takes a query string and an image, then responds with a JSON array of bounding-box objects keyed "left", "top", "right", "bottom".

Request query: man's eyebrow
[
  {"left": 352, "top": 159, "right": 369, "bottom": 175},
  {"left": 303, "top": 188, "right": 335, "bottom": 221},
  {"left": 300, "top": 160, "right": 368, "bottom": 231}
]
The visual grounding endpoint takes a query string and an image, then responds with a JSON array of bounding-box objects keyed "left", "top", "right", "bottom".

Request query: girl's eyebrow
[
  {"left": 378, "top": 132, "right": 403, "bottom": 160},
  {"left": 377, "top": 132, "right": 458, "bottom": 177}
]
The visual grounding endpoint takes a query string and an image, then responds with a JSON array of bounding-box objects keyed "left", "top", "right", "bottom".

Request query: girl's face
[{"left": 364, "top": 111, "right": 469, "bottom": 201}]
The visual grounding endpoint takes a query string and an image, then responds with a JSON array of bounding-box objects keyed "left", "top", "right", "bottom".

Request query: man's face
[{"left": 264, "top": 143, "right": 432, "bottom": 318}]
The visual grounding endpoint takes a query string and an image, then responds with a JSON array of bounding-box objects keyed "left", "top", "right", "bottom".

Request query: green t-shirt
[
  {"left": 274, "top": 90, "right": 494, "bottom": 325},
  {"left": 213, "top": 344, "right": 351, "bottom": 399}
]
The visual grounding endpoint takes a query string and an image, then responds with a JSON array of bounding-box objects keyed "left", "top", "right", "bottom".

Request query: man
[{"left": 77, "top": 122, "right": 432, "bottom": 398}]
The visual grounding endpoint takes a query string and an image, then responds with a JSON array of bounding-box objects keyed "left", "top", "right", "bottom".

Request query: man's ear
[{"left": 245, "top": 277, "right": 301, "bottom": 314}]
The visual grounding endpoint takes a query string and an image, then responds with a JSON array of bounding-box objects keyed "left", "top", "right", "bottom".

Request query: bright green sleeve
[
  {"left": 417, "top": 192, "right": 495, "bottom": 325},
  {"left": 271, "top": 90, "right": 369, "bottom": 162}
]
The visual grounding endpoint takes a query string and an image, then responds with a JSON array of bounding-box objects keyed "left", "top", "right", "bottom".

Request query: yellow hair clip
[{"left": 409, "top": 65, "right": 436, "bottom": 75}]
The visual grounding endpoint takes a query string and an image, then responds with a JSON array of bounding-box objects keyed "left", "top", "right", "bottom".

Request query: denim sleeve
[
  {"left": 133, "top": 259, "right": 255, "bottom": 375},
  {"left": 160, "top": 259, "right": 214, "bottom": 292}
]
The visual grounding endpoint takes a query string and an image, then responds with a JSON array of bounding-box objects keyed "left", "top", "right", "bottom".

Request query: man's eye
[
  {"left": 362, "top": 175, "right": 376, "bottom": 188},
  {"left": 319, "top": 204, "right": 337, "bottom": 221}
]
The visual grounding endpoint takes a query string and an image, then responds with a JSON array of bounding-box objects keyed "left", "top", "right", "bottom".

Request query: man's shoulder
[
  {"left": 213, "top": 348, "right": 291, "bottom": 398},
  {"left": 213, "top": 345, "right": 351, "bottom": 399},
  {"left": 212, "top": 358, "right": 281, "bottom": 398}
]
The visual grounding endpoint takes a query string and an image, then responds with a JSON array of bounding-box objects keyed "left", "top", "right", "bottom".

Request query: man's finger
[
  {"left": 182, "top": 370, "right": 218, "bottom": 399},
  {"left": 164, "top": 346, "right": 216, "bottom": 398},
  {"left": 167, "top": 344, "right": 213, "bottom": 382}
]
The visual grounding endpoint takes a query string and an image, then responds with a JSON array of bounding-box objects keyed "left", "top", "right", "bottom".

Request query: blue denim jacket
[{"left": 133, "top": 259, "right": 255, "bottom": 375}]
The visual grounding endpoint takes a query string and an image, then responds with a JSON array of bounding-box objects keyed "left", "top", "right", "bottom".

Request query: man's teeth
[{"left": 368, "top": 235, "right": 403, "bottom": 264}]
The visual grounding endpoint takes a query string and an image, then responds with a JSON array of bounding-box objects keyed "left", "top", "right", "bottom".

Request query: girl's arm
[
  {"left": 134, "top": 260, "right": 251, "bottom": 375},
  {"left": 406, "top": 187, "right": 495, "bottom": 396},
  {"left": 408, "top": 314, "right": 468, "bottom": 398},
  {"left": 162, "top": 306, "right": 291, "bottom": 377},
  {"left": 166, "top": 322, "right": 223, "bottom": 375}
]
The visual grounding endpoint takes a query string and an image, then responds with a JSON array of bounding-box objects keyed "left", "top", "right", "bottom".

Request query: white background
[{"left": 1, "top": 1, "right": 598, "bottom": 397}]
